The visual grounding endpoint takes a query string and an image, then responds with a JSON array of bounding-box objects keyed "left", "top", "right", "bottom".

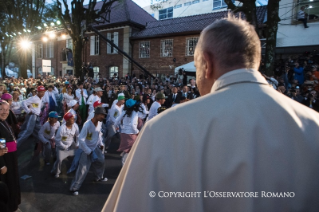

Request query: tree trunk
[
  {"left": 1, "top": 42, "right": 5, "bottom": 79},
  {"left": 264, "top": 0, "right": 280, "bottom": 76},
  {"left": 19, "top": 52, "right": 28, "bottom": 78},
  {"left": 73, "top": 37, "right": 83, "bottom": 78}
]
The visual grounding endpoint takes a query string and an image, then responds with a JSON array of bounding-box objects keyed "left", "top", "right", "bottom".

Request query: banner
[
  {"left": 42, "top": 60, "right": 51, "bottom": 73},
  {"left": 67, "top": 50, "right": 74, "bottom": 67}
]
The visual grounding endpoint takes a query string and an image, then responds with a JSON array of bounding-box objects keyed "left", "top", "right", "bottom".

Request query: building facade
[
  {"left": 31, "top": 0, "right": 267, "bottom": 79},
  {"left": 276, "top": 0, "right": 319, "bottom": 55}
]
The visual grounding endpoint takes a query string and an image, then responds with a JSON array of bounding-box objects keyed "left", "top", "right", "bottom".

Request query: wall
[
  {"left": 84, "top": 27, "right": 127, "bottom": 79},
  {"left": 143, "top": 0, "right": 232, "bottom": 20},
  {"left": 131, "top": 34, "right": 199, "bottom": 76}
]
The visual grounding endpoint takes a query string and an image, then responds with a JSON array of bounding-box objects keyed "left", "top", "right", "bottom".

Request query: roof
[
  {"left": 91, "top": 0, "right": 157, "bottom": 29},
  {"left": 131, "top": 6, "right": 267, "bottom": 39}
]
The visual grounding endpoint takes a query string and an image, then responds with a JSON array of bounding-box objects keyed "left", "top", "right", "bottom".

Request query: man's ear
[{"left": 203, "top": 51, "right": 214, "bottom": 79}]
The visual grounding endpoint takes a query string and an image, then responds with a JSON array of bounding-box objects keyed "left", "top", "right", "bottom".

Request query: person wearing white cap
[{"left": 51, "top": 112, "right": 79, "bottom": 178}]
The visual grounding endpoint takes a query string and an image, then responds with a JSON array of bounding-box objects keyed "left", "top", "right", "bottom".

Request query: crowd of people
[{"left": 0, "top": 72, "right": 201, "bottom": 211}]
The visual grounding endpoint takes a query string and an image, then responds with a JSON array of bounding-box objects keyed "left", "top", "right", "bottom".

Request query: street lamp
[
  {"left": 19, "top": 39, "right": 32, "bottom": 50},
  {"left": 61, "top": 34, "right": 66, "bottom": 39}
]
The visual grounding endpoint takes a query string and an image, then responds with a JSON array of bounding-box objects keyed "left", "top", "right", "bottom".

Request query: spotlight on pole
[
  {"left": 20, "top": 39, "right": 32, "bottom": 50},
  {"left": 37, "top": 26, "right": 42, "bottom": 30},
  {"left": 50, "top": 22, "right": 55, "bottom": 26},
  {"left": 44, "top": 23, "right": 48, "bottom": 27},
  {"left": 56, "top": 20, "right": 61, "bottom": 25},
  {"left": 42, "top": 37, "right": 48, "bottom": 42}
]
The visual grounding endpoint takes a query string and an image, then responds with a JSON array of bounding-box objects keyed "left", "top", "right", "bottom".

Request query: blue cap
[
  {"left": 125, "top": 99, "right": 137, "bottom": 108},
  {"left": 48, "top": 111, "right": 60, "bottom": 118},
  {"left": 65, "top": 81, "right": 69, "bottom": 85}
]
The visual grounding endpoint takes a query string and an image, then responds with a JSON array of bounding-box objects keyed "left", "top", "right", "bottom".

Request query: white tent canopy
[{"left": 174, "top": 61, "right": 196, "bottom": 74}]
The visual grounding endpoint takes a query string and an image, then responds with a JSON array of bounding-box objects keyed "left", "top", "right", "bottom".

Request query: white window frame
[
  {"left": 185, "top": 37, "right": 198, "bottom": 56},
  {"left": 109, "top": 66, "right": 118, "bottom": 78},
  {"left": 93, "top": 67, "right": 99, "bottom": 80},
  {"left": 107, "top": 32, "right": 119, "bottom": 54},
  {"left": 45, "top": 41, "right": 54, "bottom": 58},
  {"left": 36, "top": 43, "right": 43, "bottom": 58},
  {"left": 139, "top": 41, "right": 150, "bottom": 58},
  {"left": 213, "top": 0, "right": 229, "bottom": 10},
  {"left": 159, "top": 7, "right": 173, "bottom": 20},
  {"left": 90, "top": 35, "right": 99, "bottom": 55},
  {"left": 66, "top": 38, "right": 73, "bottom": 50},
  {"left": 160, "top": 39, "right": 173, "bottom": 57}
]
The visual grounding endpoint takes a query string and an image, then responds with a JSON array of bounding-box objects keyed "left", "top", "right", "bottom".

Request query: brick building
[{"left": 32, "top": 0, "right": 266, "bottom": 79}]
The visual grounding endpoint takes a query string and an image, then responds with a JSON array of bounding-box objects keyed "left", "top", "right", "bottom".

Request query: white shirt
[
  {"left": 297, "top": 10, "right": 305, "bottom": 19},
  {"left": 138, "top": 103, "right": 149, "bottom": 119},
  {"left": 55, "top": 123, "right": 79, "bottom": 150},
  {"left": 11, "top": 100, "right": 22, "bottom": 115},
  {"left": 75, "top": 88, "right": 88, "bottom": 105},
  {"left": 78, "top": 120, "right": 103, "bottom": 155},
  {"left": 88, "top": 95, "right": 101, "bottom": 113},
  {"left": 43, "top": 87, "right": 59, "bottom": 106},
  {"left": 115, "top": 110, "right": 139, "bottom": 134},
  {"left": 109, "top": 104, "right": 123, "bottom": 125},
  {"left": 63, "top": 93, "right": 74, "bottom": 104},
  {"left": 38, "top": 121, "right": 61, "bottom": 144},
  {"left": 21, "top": 95, "right": 43, "bottom": 115},
  {"left": 147, "top": 101, "right": 161, "bottom": 121}
]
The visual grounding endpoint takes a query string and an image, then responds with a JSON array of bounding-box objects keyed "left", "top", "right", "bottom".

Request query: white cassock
[{"left": 102, "top": 69, "right": 319, "bottom": 212}]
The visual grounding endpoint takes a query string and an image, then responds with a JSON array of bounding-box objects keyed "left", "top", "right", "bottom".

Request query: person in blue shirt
[{"left": 293, "top": 62, "right": 304, "bottom": 85}]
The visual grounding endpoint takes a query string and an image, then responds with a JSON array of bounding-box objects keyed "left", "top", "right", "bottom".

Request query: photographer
[{"left": 302, "top": 90, "right": 319, "bottom": 112}]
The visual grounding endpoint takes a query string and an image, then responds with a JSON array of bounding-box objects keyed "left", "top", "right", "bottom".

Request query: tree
[
  {"left": 224, "top": 0, "right": 281, "bottom": 76},
  {"left": 56, "top": 0, "right": 118, "bottom": 79},
  {"left": 1, "top": 0, "right": 48, "bottom": 78}
]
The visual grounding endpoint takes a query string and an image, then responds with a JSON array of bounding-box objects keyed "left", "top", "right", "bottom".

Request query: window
[
  {"left": 90, "top": 35, "right": 99, "bottom": 55},
  {"left": 185, "top": 37, "right": 198, "bottom": 56},
  {"left": 93, "top": 67, "right": 99, "bottom": 80},
  {"left": 159, "top": 7, "right": 173, "bottom": 20},
  {"left": 45, "top": 41, "right": 54, "bottom": 58},
  {"left": 192, "top": 0, "right": 200, "bottom": 4},
  {"left": 184, "top": 2, "right": 191, "bottom": 6},
  {"left": 203, "top": 0, "right": 209, "bottom": 2},
  {"left": 109, "top": 66, "right": 118, "bottom": 78},
  {"left": 160, "top": 39, "right": 173, "bottom": 57},
  {"left": 294, "top": 1, "right": 319, "bottom": 22},
  {"left": 107, "top": 32, "right": 118, "bottom": 54},
  {"left": 213, "top": 0, "right": 232, "bottom": 10},
  {"left": 139, "top": 41, "right": 150, "bottom": 58},
  {"left": 66, "top": 38, "right": 73, "bottom": 50},
  {"left": 36, "top": 43, "right": 43, "bottom": 58},
  {"left": 174, "top": 4, "right": 182, "bottom": 9}
]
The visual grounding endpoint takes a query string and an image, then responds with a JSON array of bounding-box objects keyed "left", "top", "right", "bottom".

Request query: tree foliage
[
  {"left": 224, "top": 0, "right": 281, "bottom": 76},
  {"left": 56, "top": 0, "right": 118, "bottom": 78},
  {"left": 0, "top": 0, "right": 54, "bottom": 78}
]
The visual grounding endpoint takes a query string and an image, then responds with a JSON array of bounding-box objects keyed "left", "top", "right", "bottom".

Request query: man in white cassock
[{"left": 102, "top": 16, "right": 319, "bottom": 212}]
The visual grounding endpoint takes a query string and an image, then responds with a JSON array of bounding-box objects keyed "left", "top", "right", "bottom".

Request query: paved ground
[{"left": 17, "top": 138, "right": 122, "bottom": 212}]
